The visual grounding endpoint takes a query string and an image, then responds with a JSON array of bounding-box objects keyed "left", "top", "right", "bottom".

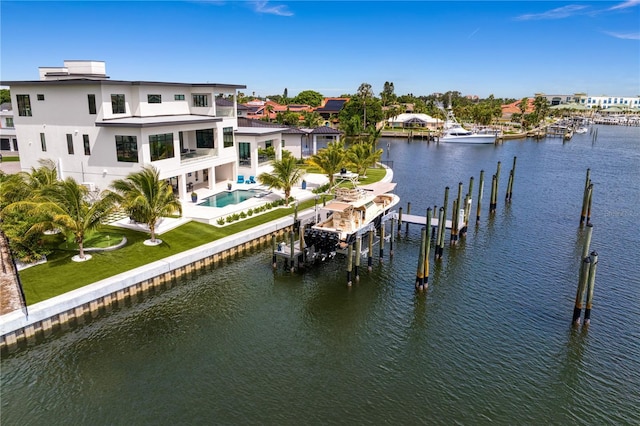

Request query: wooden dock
[{"left": 401, "top": 214, "right": 454, "bottom": 229}]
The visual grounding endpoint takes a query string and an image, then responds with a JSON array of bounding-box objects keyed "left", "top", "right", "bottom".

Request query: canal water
[{"left": 2, "top": 126, "right": 639, "bottom": 424}]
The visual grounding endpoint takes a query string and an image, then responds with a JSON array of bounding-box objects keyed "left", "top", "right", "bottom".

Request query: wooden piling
[
  {"left": 271, "top": 235, "right": 277, "bottom": 268},
  {"left": 347, "top": 243, "right": 353, "bottom": 286},
  {"left": 476, "top": 170, "right": 484, "bottom": 224},
  {"left": 368, "top": 229, "right": 374, "bottom": 271},
  {"left": 450, "top": 199, "right": 459, "bottom": 245},
  {"left": 572, "top": 256, "right": 591, "bottom": 325},
  {"left": 397, "top": 207, "right": 403, "bottom": 234},
  {"left": 406, "top": 202, "right": 411, "bottom": 234},
  {"left": 355, "top": 236, "right": 361, "bottom": 282},
  {"left": 379, "top": 222, "right": 385, "bottom": 260},
  {"left": 390, "top": 218, "right": 395, "bottom": 257},
  {"left": 435, "top": 207, "right": 445, "bottom": 261},
  {"left": 584, "top": 251, "right": 598, "bottom": 325},
  {"left": 580, "top": 169, "right": 591, "bottom": 226},
  {"left": 489, "top": 174, "right": 497, "bottom": 214},
  {"left": 496, "top": 161, "right": 501, "bottom": 190},
  {"left": 416, "top": 227, "right": 426, "bottom": 290},
  {"left": 510, "top": 156, "right": 517, "bottom": 200},
  {"left": 506, "top": 170, "right": 513, "bottom": 202},
  {"left": 289, "top": 231, "right": 295, "bottom": 272},
  {"left": 424, "top": 208, "right": 432, "bottom": 288},
  {"left": 299, "top": 224, "right": 306, "bottom": 264},
  {"left": 586, "top": 183, "right": 594, "bottom": 226}
]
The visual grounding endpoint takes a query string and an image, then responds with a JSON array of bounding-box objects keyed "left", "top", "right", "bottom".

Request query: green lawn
[
  {"left": 1, "top": 156, "right": 20, "bottom": 162},
  {"left": 19, "top": 167, "right": 386, "bottom": 304}
]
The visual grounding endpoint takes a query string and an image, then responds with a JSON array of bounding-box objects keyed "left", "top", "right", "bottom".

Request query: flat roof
[
  {"left": 95, "top": 115, "right": 222, "bottom": 128},
  {"left": 235, "top": 126, "right": 287, "bottom": 136},
  {"left": 0, "top": 78, "right": 246, "bottom": 89}
]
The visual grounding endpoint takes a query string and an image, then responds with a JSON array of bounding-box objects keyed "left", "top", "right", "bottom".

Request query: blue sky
[{"left": 1, "top": 1, "right": 638, "bottom": 99}]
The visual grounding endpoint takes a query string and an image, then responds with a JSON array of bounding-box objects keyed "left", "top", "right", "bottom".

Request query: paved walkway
[
  {"left": 0, "top": 160, "right": 21, "bottom": 175},
  {"left": 0, "top": 232, "right": 24, "bottom": 316}
]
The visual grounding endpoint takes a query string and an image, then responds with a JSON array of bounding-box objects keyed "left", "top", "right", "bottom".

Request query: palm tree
[
  {"left": 3, "top": 177, "right": 116, "bottom": 260},
  {"left": 307, "top": 141, "right": 347, "bottom": 187},
  {"left": 108, "top": 165, "right": 182, "bottom": 244},
  {"left": 346, "top": 127, "right": 383, "bottom": 177},
  {"left": 257, "top": 152, "right": 305, "bottom": 206}
]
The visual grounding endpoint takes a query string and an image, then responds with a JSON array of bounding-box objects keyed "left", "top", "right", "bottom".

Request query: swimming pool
[{"left": 197, "top": 189, "right": 261, "bottom": 208}]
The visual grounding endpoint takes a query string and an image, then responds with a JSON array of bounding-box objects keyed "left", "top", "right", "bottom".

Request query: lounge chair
[
  {"left": 237, "top": 175, "right": 244, "bottom": 184},
  {"left": 248, "top": 176, "right": 256, "bottom": 184}
]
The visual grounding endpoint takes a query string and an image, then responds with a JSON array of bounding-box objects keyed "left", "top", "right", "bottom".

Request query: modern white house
[{"left": 1, "top": 60, "right": 263, "bottom": 201}]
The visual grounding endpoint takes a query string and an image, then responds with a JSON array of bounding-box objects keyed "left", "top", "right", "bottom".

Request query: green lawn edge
[{"left": 18, "top": 167, "right": 386, "bottom": 304}]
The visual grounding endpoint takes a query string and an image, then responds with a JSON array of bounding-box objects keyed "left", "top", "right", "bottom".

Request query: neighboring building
[
  {"left": 1, "top": 60, "right": 257, "bottom": 200},
  {"left": 237, "top": 117, "right": 341, "bottom": 160},
  {"left": 501, "top": 98, "right": 535, "bottom": 119},
  {"left": 533, "top": 93, "right": 640, "bottom": 109},
  {"left": 0, "top": 102, "right": 18, "bottom": 152},
  {"left": 386, "top": 113, "right": 442, "bottom": 130},
  {"left": 314, "top": 98, "right": 349, "bottom": 128}
]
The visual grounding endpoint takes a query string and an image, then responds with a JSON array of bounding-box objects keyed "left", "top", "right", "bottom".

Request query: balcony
[{"left": 180, "top": 148, "right": 215, "bottom": 163}]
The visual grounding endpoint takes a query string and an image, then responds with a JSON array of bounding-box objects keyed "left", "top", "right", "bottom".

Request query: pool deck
[{"left": 179, "top": 173, "right": 330, "bottom": 225}]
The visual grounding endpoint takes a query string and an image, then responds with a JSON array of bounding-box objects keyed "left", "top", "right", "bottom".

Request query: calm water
[
  {"left": 198, "top": 189, "right": 261, "bottom": 208},
  {"left": 2, "top": 126, "right": 639, "bottom": 425}
]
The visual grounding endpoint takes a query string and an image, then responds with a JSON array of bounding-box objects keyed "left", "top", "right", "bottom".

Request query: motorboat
[
  {"left": 304, "top": 182, "right": 400, "bottom": 255},
  {"left": 440, "top": 109, "right": 497, "bottom": 144},
  {"left": 574, "top": 126, "right": 588, "bottom": 134}
]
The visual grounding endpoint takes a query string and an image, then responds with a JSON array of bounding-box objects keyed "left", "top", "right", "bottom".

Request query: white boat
[
  {"left": 304, "top": 182, "right": 400, "bottom": 255},
  {"left": 575, "top": 126, "right": 588, "bottom": 134},
  {"left": 440, "top": 109, "right": 496, "bottom": 144}
]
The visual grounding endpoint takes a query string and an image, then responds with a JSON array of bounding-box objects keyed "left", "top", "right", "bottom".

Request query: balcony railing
[{"left": 180, "top": 149, "right": 214, "bottom": 162}]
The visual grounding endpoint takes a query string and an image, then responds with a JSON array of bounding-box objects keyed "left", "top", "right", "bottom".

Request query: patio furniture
[
  {"left": 237, "top": 175, "right": 245, "bottom": 184},
  {"left": 248, "top": 176, "right": 256, "bottom": 184}
]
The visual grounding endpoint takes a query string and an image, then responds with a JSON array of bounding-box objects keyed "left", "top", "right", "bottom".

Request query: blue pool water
[{"left": 198, "top": 189, "right": 259, "bottom": 207}]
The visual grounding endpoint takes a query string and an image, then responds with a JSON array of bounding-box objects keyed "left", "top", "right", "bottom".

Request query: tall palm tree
[
  {"left": 108, "top": 166, "right": 182, "bottom": 244},
  {"left": 258, "top": 152, "right": 305, "bottom": 206},
  {"left": 307, "top": 141, "right": 347, "bottom": 187},
  {"left": 3, "top": 178, "right": 116, "bottom": 260}
]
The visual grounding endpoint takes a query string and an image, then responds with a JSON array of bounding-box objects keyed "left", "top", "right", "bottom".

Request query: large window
[
  {"left": 115, "top": 135, "right": 138, "bottom": 162},
  {"left": 6, "top": 117, "right": 14, "bottom": 127},
  {"left": 16, "top": 95, "right": 32, "bottom": 116},
  {"left": 111, "top": 94, "right": 126, "bottom": 114},
  {"left": 193, "top": 94, "right": 208, "bottom": 107},
  {"left": 66, "top": 134, "right": 74, "bottom": 155},
  {"left": 148, "top": 94, "right": 162, "bottom": 104},
  {"left": 83, "top": 134, "right": 91, "bottom": 155},
  {"left": 175, "top": 94, "right": 185, "bottom": 101},
  {"left": 223, "top": 127, "right": 234, "bottom": 148},
  {"left": 239, "top": 142, "right": 251, "bottom": 166},
  {"left": 196, "top": 129, "right": 214, "bottom": 148},
  {"left": 149, "top": 133, "right": 175, "bottom": 161},
  {"left": 40, "top": 133, "right": 46, "bottom": 152},
  {"left": 88, "top": 94, "right": 97, "bottom": 114}
]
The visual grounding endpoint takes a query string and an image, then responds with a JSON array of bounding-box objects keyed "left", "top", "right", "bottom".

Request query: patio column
[
  {"left": 312, "top": 135, "right": 318, "bottom": 154},
  {"left": 275, "top": 137, "right": 282, "bottom": 161},
  {"left": 179, "top": 173, "right": 188, "bottom": 200}
]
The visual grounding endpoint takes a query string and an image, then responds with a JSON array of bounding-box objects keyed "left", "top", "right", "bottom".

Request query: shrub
[
  {"left": 217, "top": 218, "right": 226, "bottom": 225},
  {"left": 239, "top": 211, "right": 247, "bottom": 219},
  {"left": 247, "top": 210, "right": 253, "bottom": 217},
  {"left": 226, "top": 216, "right": 234, "bottom": 223},
  {"left": 265, "top": 203, "right": 272, "bottom": 210},
  {"left": 232, "top": 213, "right": 240, "bottom": 221}
]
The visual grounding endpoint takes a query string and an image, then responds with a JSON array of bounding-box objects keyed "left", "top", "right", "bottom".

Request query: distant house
[
  {"left": 501, "top": 99, "right": 535, "bottom": 119},
  {"left": 0, "top": 102, "right": 18, "bottom": 152},
  {"left": 387, "top": 113, "right": 442, "bottom": 130},
  {"left": 314, "top": 98, "right": 349, "bottom": 127}
]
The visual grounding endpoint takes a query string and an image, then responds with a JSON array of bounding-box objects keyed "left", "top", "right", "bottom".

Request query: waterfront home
[
  {"left": 0, "top": 103, "right": 18, "bottom": 153},
  {"left": 0, "top": 60, "right": 290, "bottom": 201}
]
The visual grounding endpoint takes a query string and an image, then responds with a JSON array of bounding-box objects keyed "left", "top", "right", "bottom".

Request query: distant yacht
[{"left": 440, "top": 109, "right": 497, "bottom": 144}]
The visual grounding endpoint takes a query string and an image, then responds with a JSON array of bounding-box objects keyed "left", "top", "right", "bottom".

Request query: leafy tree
[
  {"left": 275, "top": 110, "right": 300, "bottom": 126},
  {"left": 0, "top": 89, "right": 10, "bottom": 104},
  {"left": 257, "top": 152, "right": 305, "bottom": 206},
  {"left": 519, "top": 97, "right": 529, "bottom": 128},
  {"left": 533, "top": 96, "right": 549, "bottom": 126},
  {"left": 301, "top": 110, "right": 322, "bottom": 128},
  {"left": 380, "top": 81, "right": 396, "bottom": 106},
  {"left": 0, "top": 160, "right": 61, "bottom": 261},
  {"left": 339, "top": 115, "right": 364, "bottom": 141},
  {"left": 307, "top": 141, "right": 347, "bottom": 187},
  {"left": 107, "top": 166, "right": 182, "bottom": 244},
  {"left": 293, "top": 90, "right": 323, "bottom": 107},
  {"left": 346, "top": 131, "right": 383, "bottom": 178},
  {"left": 4, "top": 178, "right": 116, "bottom": 260},
  {"left": 339, "top": 96, "right": 383, "bottom": 134}
]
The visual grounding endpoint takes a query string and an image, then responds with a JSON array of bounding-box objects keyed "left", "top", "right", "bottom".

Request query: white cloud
[
  {"left": 608, "top": 0, "right": 640, "bottom": 11},
  {"left": 603, "top": 31, "right": 640, "bottom": 40},
  {"left": 515, "top": 5, "right": 589, "bottom": 21},
  {"left": 251, "top": 1, "right": 293, "bottom": 16}
]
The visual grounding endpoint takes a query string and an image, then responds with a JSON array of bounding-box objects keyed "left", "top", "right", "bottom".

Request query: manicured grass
[
  {"left": 19, "top": 167, "right": 386, "bottom": 304},
  {"left": 56, "top": 230, "right": 125, "bottom": 250},
  {"left": 1, "top": 156, "right": 20, "bottom": 162}
]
